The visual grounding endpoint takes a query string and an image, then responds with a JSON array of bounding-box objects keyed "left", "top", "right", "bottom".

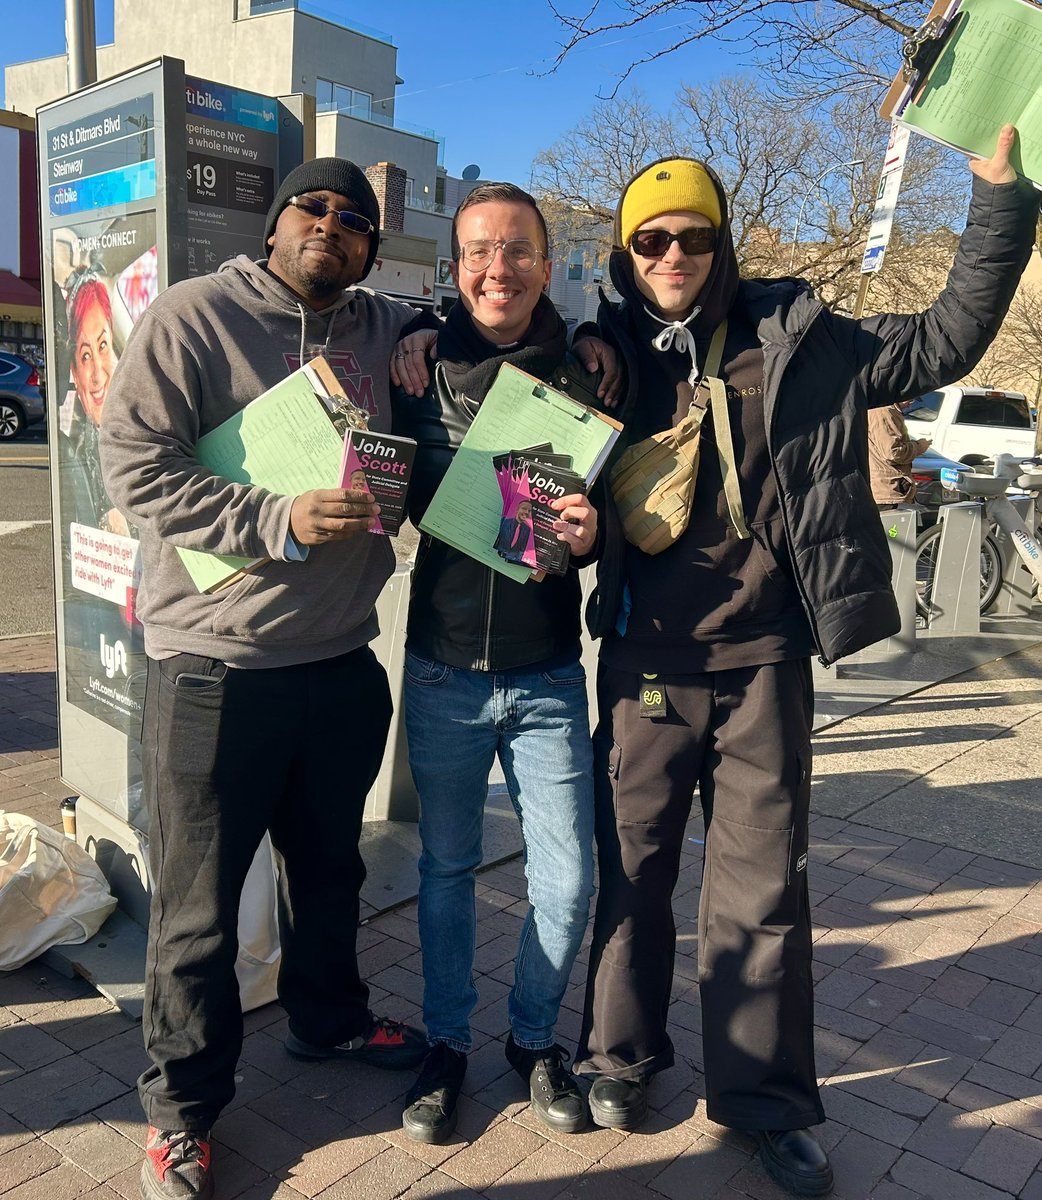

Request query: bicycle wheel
[
  {"left": 915, "top": 524, "right": 942, "bottom": 623},
  {"left": 980, "top": 534, "right": 1003, "bottom": 613},
  {"left": 914, "top": 524, "right": 1002, "bottom": 623}
]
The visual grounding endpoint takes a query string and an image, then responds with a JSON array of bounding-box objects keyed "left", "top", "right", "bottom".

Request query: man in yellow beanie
[{"left": 573, "top": 130, "right": 1039, "bottom": 1198}]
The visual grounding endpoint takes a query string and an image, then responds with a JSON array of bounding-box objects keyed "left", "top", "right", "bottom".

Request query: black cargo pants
[
  {"left": 574, "top": 657, "right": 824, "bottom": 1131},
  {"left": 137, "top": 644, "right": 392, "bottom": 1132}
]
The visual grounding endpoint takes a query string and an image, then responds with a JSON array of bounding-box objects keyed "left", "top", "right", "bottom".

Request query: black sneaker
[
  {"left": 505, "top": 1034, "right": 587, "bottom": 1134},
  {"left": 140, "top": 1127, "right": 213, "bottom": 1199},
  {"left": 286, "top": 1012, "right": 426, "bottom": 1069},
  {"left": 402, "top": 1043, "right": 468, "bottom": 1144}
]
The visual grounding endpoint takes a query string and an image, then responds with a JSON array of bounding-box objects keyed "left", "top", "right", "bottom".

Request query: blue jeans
[{"left": 404, "top": 650, "right": 595, "bottom": 1052}]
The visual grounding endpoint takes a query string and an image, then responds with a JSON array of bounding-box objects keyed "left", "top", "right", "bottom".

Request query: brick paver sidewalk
[{"left": 2, "top": 633, "right": 1042, "bottom": 1200}]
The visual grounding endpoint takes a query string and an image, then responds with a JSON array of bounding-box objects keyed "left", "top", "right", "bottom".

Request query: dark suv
[{"left": 0, "top": 352, "right": 46, "bottom": 440}]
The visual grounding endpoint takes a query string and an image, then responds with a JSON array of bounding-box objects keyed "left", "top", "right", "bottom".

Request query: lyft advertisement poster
[
  {"left": 50, "top": 209, "right": 158, "bottom": 736},
  {"left": 185, "top": 76, "right": 278, "bottom": 275}
]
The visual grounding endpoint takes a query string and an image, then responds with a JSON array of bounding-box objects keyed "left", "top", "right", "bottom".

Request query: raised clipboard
[
  {"left": 879, "top": 0, "right": 1042, "bottom": 186},
  {"left": 880, "top": 0, "right": 963, "bottom": 121}
]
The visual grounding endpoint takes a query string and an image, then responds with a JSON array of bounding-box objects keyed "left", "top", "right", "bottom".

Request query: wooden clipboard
[{"left": 879, "top": 0, "right": 963, "bottom": 121}]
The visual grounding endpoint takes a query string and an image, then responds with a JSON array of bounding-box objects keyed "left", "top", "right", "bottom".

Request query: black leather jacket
[{"left": 394, "top": 354, "right": 602, "bottom": 671}]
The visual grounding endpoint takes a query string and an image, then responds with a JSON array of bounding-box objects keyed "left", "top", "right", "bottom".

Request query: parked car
[
  {"left": 903, "top": 386, "right": 1035, "bottom": 466},
  {"left": 0, "top": 352, "right": 46, "bottom": 440}
]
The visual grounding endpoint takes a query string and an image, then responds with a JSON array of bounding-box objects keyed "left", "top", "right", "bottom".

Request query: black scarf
[{"left": 438, "top": 293, "right": 568, "bottom": 404}]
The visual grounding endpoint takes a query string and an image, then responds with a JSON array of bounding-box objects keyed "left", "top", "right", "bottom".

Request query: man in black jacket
[
  {"left": 574, "top": 126, "right": 1039, "bottom": 1197},
  {"left": 392, "top": 183, "right": 600, "bottom": 1144}
]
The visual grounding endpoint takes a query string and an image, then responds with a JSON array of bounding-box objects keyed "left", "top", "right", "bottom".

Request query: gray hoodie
[{"left": 100, "top": 255, "right": 417, "bottom": 667}]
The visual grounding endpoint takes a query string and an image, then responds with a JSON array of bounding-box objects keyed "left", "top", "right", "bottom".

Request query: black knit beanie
[{"left": 263, "top": 157, "right": 381, "bottom": 280}]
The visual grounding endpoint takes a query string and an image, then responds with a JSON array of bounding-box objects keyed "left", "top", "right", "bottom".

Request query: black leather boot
[
  {"left": 588, "top": 1075, "right": 648, "bottom": 1130},
  {"left": 756, "top": 1128, "right": 834, "bottom": 1196}
]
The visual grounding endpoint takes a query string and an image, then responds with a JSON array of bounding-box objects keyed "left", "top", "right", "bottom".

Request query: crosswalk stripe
[{"left": 0, "top": 520, "right": 50, "bottom": 537}]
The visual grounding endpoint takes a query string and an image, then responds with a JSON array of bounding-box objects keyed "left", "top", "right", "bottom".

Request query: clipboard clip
[
  {"left": 532, "top": 382, "right": 589, "bottom": 420},
  {"left": 901, "top": 13, "right": 950, "bottom": 84}
]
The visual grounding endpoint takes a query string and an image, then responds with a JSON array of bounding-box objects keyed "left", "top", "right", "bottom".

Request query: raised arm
[{"left": 860, "top": 125, "right": 1040, "bottom": 408}]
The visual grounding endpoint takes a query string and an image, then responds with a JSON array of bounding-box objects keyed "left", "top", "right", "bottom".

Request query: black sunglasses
[
  {"left": 629, "top": 227, "right": 718, "bottom": 258},
  {"left": 288, "top": 195, "right": 374, "bottom": 236}
]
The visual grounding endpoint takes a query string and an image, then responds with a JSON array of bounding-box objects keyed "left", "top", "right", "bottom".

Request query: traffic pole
[{"left": 65, "top": 0, "right": 97, "bottom": 93}]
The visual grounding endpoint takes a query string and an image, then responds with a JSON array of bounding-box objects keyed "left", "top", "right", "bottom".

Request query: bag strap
[
  {"left": 701, "top": 322, "right": 750, "bottom": 541},
  {"left": 703, "top": 321, "right": 727, "bottom": 380},
  {"left": 708, "top": 376, "right": 750, "bottom": 540}
]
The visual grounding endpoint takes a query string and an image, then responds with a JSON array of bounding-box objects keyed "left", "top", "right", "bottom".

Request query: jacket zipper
[
  {"left": 481, "top": 572, "right": 495, "bottom": 671},
  {"left": 763, "top": 302, "right": 833, "bottom": 666},
  {"left": 440, "top": 361, "right": 497, "bottom": 671}
]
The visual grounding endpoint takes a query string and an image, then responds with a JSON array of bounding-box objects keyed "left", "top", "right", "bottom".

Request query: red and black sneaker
[
  {"left": 140, "top": 1127, "right": 214, "bottom": 1199},
  {"left": 286, "top": 1012, "right": 426, "bottom": 1069}
]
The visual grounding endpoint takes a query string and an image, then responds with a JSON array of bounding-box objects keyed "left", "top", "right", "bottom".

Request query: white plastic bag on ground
[
  {"left": 0, "top": 810, "right": 117, "bottom": 970},
  {"left": 235, "top": 834, "right": 281, "bottom": 1011}
]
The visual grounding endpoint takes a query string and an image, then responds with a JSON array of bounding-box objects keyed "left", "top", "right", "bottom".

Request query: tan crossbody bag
[{"left": 609, "top": 321, "right": 749, "bottom": 555}]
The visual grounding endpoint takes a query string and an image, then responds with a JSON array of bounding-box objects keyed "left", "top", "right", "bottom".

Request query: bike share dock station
[{"left": 813, "top": 463, "right": 1042, "bottom": 729}]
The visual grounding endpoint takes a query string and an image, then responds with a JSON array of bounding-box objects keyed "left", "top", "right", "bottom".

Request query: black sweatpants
[
  {"left": 574, "top": 657, "right": 824, "bottom": 1131},
  {"left": 137, "top": 645, "right": 392, "bottom": 1132}
]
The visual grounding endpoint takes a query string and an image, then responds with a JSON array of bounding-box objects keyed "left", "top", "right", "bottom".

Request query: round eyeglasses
[
  {"left": 288, "top": 195, "right": 374, "bottom": 237},
  {"left": 459, "top": 239, "right": 545, "bottom": 273},
  {"left": 629, "top": 227, "right": 718, "bottom": 258}
]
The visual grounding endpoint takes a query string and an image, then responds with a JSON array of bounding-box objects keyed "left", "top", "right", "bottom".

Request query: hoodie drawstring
[
  {"left": 647, "top": 304, "right": 702, "bottom": 388},
  {"left": 296, "top": 303, "right": 341, "bottom": 367}
]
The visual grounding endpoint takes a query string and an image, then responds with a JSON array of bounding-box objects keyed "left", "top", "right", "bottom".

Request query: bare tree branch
[{"left": 546, "top": 0, "right": 922, "bottom": 106}]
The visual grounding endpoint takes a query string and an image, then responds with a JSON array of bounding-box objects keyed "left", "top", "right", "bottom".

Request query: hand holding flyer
[
  {"left": 338, "top": 429, "right": 417, "bottom": 536},
  {"left": 493, "top": 448, "right": 587, "bottom": 575}
]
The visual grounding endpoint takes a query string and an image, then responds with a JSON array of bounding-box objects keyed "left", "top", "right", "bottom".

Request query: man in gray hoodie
[{"left": 101, "top": 159, "right": 427, "bottom": 1200}]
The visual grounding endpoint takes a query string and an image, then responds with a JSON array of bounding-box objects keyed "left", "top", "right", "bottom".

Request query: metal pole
[{"left": 65, "top": 0, "right": 97, "bottom": 93}]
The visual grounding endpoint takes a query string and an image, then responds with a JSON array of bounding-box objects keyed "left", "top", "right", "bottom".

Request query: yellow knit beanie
[{"left": 619, "top": 159, "right": 722, "bottom": 246}]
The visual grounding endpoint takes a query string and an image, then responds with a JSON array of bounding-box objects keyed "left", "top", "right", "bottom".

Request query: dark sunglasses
[
  {"left": 629, "top": 227, "right": 718, "bottom": 258},
  {"left": 288, "top": 195, "right": 374, "bottom": 236}
]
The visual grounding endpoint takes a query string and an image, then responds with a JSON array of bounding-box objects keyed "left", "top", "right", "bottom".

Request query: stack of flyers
[
  {"left": 492, "top": 443, "right": 586, "bottom": 576},
  {"left": 339, "top": 429, "right": 417, "bottom": 536}
]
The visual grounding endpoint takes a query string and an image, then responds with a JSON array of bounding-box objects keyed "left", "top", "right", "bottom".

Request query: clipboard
[
  {"left": 418, "top": 361, "right": 623, "bottom": 583},
  {"left": 880, "top": 0, "right": 963, "bottom": 121},
  {"left": 879, "top": 0, "right": 1042, "bottom": 187}
]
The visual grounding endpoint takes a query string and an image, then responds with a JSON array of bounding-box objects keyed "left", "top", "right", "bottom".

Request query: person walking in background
[{"left": 868, "top": 400, "right": 932, "bottom": 509}]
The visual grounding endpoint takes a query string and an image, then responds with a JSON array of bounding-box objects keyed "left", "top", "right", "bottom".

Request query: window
[
  {"left": 592, "top": 254, "right": 604, "bottom": 284},
  {"left": 904, "top": 391, "right": 942, "bottom": 423},
  {"left": 316, "top": 78, "right": 372, "bottom": 120},
  {"left": 956, "top": 394, "right": 1032, "bottom": 429},
  {"left": 567, "top": 249, "right": 584, "bottom": 281},
  {"left": 405, "top": 177, "right": 415, "bottom": 204}
]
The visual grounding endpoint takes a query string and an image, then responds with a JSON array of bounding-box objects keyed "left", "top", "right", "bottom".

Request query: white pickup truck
[{"left": 903, "top": 386, "right": 1036, "bottom": 466}]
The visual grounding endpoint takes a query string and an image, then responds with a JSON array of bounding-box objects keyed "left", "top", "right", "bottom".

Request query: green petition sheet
[
  {"left": 176, "top": 370, "right": 345, "bottom": 592},
  {"left": 902, "top": 0, "right": 1042, "bottom": 183},
  {"left": 419, "top": 363, "right": 618, "bottom": 582}
]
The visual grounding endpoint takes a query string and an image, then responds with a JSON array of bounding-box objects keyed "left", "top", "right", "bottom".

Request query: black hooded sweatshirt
[{"left": 601, "top": 163, "right": 814, "bottom": 673}]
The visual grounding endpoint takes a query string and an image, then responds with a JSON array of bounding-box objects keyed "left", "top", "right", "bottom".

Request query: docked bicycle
[{"left": 914, "top": 455, "right": 1042, "bottom": 624}]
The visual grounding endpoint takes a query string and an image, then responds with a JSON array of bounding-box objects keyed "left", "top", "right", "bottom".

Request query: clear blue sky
[{"left": 1, "top": 0, "right": 743, "bottom": 182}]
